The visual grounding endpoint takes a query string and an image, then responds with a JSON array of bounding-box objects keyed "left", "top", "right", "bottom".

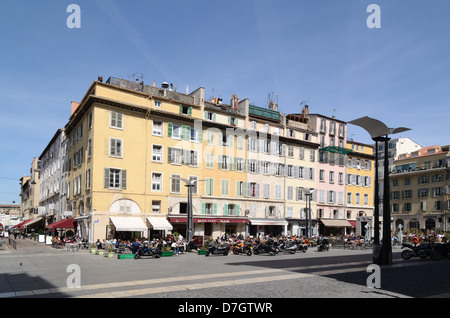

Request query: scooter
[
  {"left": 278, "top": 240, "right": 297, "bottom": 254},
  {"left": 401, "top": 242, "right": 441, "bottom": 261},
  {"left": 134, "top": 242, "right": 162, "bottom": 259},
  {"left": 205, "top": 243, "right": 229, "bottom": 256}
]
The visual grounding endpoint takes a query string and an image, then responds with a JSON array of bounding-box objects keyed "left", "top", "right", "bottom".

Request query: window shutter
[
  {"left": 243, "top": 182, "right": 248, "bottom": 197},
  {"left": 197, "top": 128, "right": 202, "bottom": 142},
  {"left": 201, "top": 202, "right": 206, "bottom": 215},
  {"left": 121, "top": 170, "right": 127, "bottom": 189},
  {"left": 188, "top": 107, "right": 192, "bottom": 116},
  {"left": 213, "top": 203, "right": 217, "bottom": 215},
  {"left": 236, "top": 204, "right": 240, "bottom": 216},
  {"left": 104, "top": 168, "right": 109, "bottom": 188},
  {"left": 223, "top": 204, "right": 229, "bottom": 215},
  {"left": 179, "top": 105, "right": 183, "bottom": 114},
  {"left": 168, "top": 122, "right": 173, "bottom": 137}
]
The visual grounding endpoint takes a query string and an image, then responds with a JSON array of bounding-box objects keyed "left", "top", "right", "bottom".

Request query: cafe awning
[
  {"left": 320, "top": 219, "right": 353, "bottom": 228},
  {"left": 46, "top": 218, "right": 75, "bottom": 230},
  {"left": 320, "top": 146, "right": 353, "bottom": 155},
  {"left": 23, "top": 217, "right": 44, "bottom": 228},
  {"left": 110, "top": 217, "right": 147, "bottom": 232},
  {"left": 12, "top": 219, "right": 32, "bottom": 230},
  {"left": 147, "top": 217, "right": 173, "bottom": 231},
  {"left": 249, "top": 218, "right": 289, "bottom": 226},
  {"left": 169, "top": 216, "right": 249, "bottom": 224}
]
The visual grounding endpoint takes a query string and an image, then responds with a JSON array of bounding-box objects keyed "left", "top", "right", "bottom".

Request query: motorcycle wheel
[
  {"left": 247, "top": 250, "right": 252, "bottom": 256},
  {"left": 401, "top": 250, "right": 412, "bottom": 259},
  {"left": 134, "top": 253, "right": 140, "bottom": 259},
  {"left": 223, "top": 251, "right": 229, "bottom": 256},
  {"left": 232, "top": 248, "right": 239, "bottom": 255},
  {"left": 430, "top": 251, "right": 442, "bottom": 261}
]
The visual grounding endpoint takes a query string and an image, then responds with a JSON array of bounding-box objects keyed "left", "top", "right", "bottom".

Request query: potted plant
[
  {"left": 104, "top": 245, "right": 115, "bottom": 258},
  {"left": 161, "top": 246, "right": 174, "bottom": 257},
  {"left": 89, "top": 243, "right": 96, "bottom": 254},
  {"left": 198, "top": 241, "right": 209, "bottom": 255}
]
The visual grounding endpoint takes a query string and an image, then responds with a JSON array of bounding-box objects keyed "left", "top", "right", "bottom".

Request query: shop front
[
  {"left": 169, "top": 216, "right": 249, "bottom": 242},
  {"left": 248, "top": 218, "right": 288, "bottom": 237},
  {"left": 318, "top": 218, "right": 353, "bottom": 236}
]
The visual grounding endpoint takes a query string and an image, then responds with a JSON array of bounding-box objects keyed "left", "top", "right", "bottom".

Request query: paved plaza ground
[{"left": 1, "top": 236, "right": 449, "bottom": 308}]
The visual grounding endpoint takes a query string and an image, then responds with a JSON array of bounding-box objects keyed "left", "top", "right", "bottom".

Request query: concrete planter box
[
  {"left": 118, "top": 254, "right": 135, "bottom": 259},
  {"left": 161, "top": 251, "right": 173, "bottom": 257}
]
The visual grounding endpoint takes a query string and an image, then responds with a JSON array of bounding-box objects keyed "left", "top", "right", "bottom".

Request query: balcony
[{"left": 248, "top": 105, "right": 280, "bottom": 122}]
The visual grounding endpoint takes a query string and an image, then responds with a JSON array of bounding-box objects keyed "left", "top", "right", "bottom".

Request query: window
[
  {"left": 189, "top": 176, "right": 198, "bottom": 195},
  {"left": 263, "top": 184, "right": 270, "bottom": 199},
  {"left": 110, "top": 111, "right": 123, "bottom": 129},
  {"left": 329, "top": 171, "right": 334, "bottom": 183},
  {"left": 87, "top": 138, "right": 92, "bottom": 158},
  {"left": 104, "top": 168, "right": 126, "bottom": 189},
  {"left": 204, "top": 203, "right": 213, "bottom": 215},
  {"left": 172, "top": 124, "right": 180, "bottom": 139},
  {"left": 275, "top": 185, "right": 282, "bottom": 199},
  {"left": 179, "top": 105, "right": 192, "bottom": 115},
  {"left": 364, "top": 194, "right": 369, "bottom": 205},
  {"left": 205, "top": 178, "right": 214, "bottom": 195},
  {"left": 152, "top": 121, "right": 163, "bottom": 136},
  {"left": 221, "top": 179, "right": 230, "bottom": 196},
  {"left": 86, "top": 169, "right": 91, "bottom": 190},
  {"left": 171, "top": 175, "right": 181, "bottom": 193},
  {"left": 152, "top": 201, "right": 161, "bottom": 214},
  {"left": 287, "top": 186, "right": 293, "bottom": 200},
  {"left": 151, "top": 173, "right": 162, "bottom": 192},
  {"left": 206, "top": 153, "right": 214, "bottom": 169},
  {"left": 319, "top": 170, "right": 325, "bottom": 182},
  {"left": 109, "top": 138, "right": 122, "bottom": 158},
  {"left": 152, "top": 145, "right": 163, "bottom": 162},
  {"left": 154, "top": 100, "right": 161, "bottom": 107},
  {"left": 88, "top": 111, "right": 93, "bottom": 129},
  {"left": 347, "top": 192, "right": 352, "bottom": 204},
  {"left": 236, "top": 158, "right": 244, "bottom": 171}
]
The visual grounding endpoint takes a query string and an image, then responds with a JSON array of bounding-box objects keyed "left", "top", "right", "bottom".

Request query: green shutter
[
  {"left": 201, "top": 202, "right": 206, "bottom": 215},
  {"left": 104, "top": 168, "right": 109, "bottom": 188},
  {"left": 197, "top": 128, "right": 202, "bottom": 142},
  {"left": 223, "top": 204, "right": 228, "bottom": 215},
  {"left": 188, "top": 107, "right": 192, "bottom": 116},
  {"left": 213, "top": 203, "right": 217, "bottom": 215},
  {"left": 179, "top": 104, "right": 183, "bottom": 114},
  {"left": 168, "top": 122, "right": 173, "bottom": 137},
  {"left": 236, "top": 204, "right": 240, "bottom": 216}
]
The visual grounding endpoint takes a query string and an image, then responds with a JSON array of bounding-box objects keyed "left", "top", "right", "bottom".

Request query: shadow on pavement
[{"left": 227, "top": 251, "right": 450, "bottom": 298}]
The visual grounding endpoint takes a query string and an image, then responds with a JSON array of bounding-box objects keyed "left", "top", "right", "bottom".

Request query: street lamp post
[
  {"left": 171, "top": 177, "right": 205, "bottom": 243},
  {"left": 348, "top": 116, "right": 410, "bottom": 265},
  {"left": 304, "top": 188, "right": 314, "bottom": 238}
]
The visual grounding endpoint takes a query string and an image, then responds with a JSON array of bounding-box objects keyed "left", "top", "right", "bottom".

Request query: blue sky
[{"left": 1, "top": 0, "right": 449, "bottom": 204}]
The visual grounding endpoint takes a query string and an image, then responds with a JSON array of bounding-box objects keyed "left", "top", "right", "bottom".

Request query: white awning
[
  {"left": 23, "top": 217, "right": 44, "bottom": 228},
  {"left": 110, "top": 217, "right": 148, "bottom": 232},
  {"left": 146, "top": 217, "right": 173, "bottom": 231},
  {"left": 320, "top": 219, "right": 353, "bottom": 228},
  {"left": 249, "top": 218, "right": 289, "bottom": 226}
]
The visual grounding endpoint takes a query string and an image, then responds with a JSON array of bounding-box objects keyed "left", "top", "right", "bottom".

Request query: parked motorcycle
[
  {"left": 401, "top": 242, "right": 442, "bottom": 261},
  {"left": 232, "top": 241, "right": 252, "bottom": 256},
  {"left": 186, "top": 240, "right": 198, "bottom": 252},
  {"left": 317, "top": 238, "right": 329, "bottom": 252},
  {"left": 134, "top": 242, "right": 162, "bottom": 259},
  {"left": 205, "top": 243, "right": 229, "bottom": 256},
  {"left": 296, "top": 242, "right": 308, "bottom": 253},
  {"left": 252, "top": 240, "right": 279, "bottom": 256}
]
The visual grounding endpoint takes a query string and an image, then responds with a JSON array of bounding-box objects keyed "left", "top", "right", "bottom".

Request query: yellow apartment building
[
  {"left": 390, "top": 145, "right": 449, "bottom": 232},
  {"left": 345, "top": 140, "right": 375, "bottom": 237}
]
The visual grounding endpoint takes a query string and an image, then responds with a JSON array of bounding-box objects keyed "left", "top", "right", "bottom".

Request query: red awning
[
  {"left": 169, "top": 217, "right": 249, "bottom": 224},
  {"left": 348, "top": 220, "right": 356, "bottom": 228},
  {"left": 12, "top": 219, "right": 32, "bottom": 230},
  {"left": 46, "top": 218, "right": 75, "bottom": 229}
]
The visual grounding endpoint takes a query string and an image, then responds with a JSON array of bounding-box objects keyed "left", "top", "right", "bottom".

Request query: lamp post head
[{"left": 348, "top": 116, "right": 410, "bottom": 139}]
